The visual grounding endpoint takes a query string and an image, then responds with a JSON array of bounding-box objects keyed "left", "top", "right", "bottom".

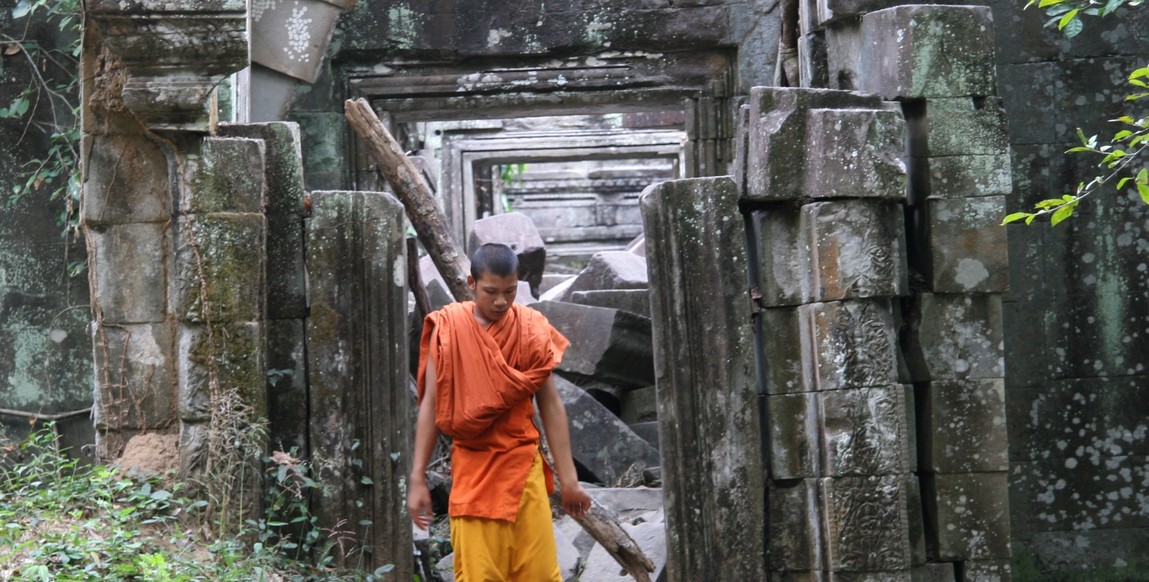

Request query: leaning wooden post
[
  {"left": 344, "top": 98, "right": 473, "bottom": 301},
  {"left": 344, "top": 98, "right": 655, "bottom": 581}
]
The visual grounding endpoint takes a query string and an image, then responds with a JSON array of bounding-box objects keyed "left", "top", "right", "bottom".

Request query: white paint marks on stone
[
  {"left": 252, "top": 0, "right": 276, "bottom": 22},
  {"left": 953, "top": 257, "right": 989, "bottom": 290},
  {"left": 487, "top": 29, "right": 512, "bottom": 48},
  {"left": 285, "top": 2, "right": 314, "bottom": 64},
  {"left": 48, "top": 329, "right": 67, "bottom": 343},
  {"left": 393, "top": 256, "right": 406, "bottom": 288}
]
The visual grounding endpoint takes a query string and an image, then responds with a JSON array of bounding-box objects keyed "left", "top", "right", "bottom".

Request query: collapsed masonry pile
[{"left": 414, "top": 211, "right": 665, "bottom": 581}]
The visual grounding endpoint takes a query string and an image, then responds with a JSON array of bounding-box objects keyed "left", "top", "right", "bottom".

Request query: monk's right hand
[{"left": 407, "top": 475, "right": 434, "bottom": 530}]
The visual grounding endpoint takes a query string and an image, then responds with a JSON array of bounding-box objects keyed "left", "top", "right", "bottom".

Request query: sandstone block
[
  {"left": 745, "top": 87, "right": 886, "bottom": 200},
  {"left": 821, "top": 385, "right": 912, "bottom": 477},
  {"left": 761, "top": 307, "right": 811, "bottom": 395},
  {"left": 919, "top": 379, "right": 1008, "bottom": 473},
  {"left": 641, "top": 177, "right": 765, "bottom": 580},
  {"left": 172, "top": 214, "right": 267, "bottom": 323},
  {"left": 266, "top": 214, "right": 307, "bottom": 319},
  {"left": 218, "top": 122, "right": 308, "bottom": 215},
  {"left": 860, "top": 5, "right": 997, "bottom": 99},
  {"left": 815, "top": 0, "right": 900, "bottom": 25},
  {"left": 926, "top": 472, "right": 1011, "bottom": 560},
  {"left": 805, "top": 107, "right": 906, "bottom": 200},
  {"left": 917, "top": 98, "right": 1010, "bottom": 158},
  {"left": 92, "top": 322, "right": 176, "bottom": 430},
  {"left": 916, "top": 154, "right": 1012, "bottom": 199},
  {"left": 799, "top": 32, "right": 829, "bottom": 88},
  {"left": 81, "top": 133, "right": 171, "bottom": 227},
  {"left": 182, "top": 138, "right": 267, "bottom": 214},
  {"left": 801, "top": 200, "right": 908, "bottom": 303},
  {"left": 251, "top": 0, "right": 343, "bottom": 83},
  {"left": 568, "top": 289, "right": 651, "bottom": 318},
  {"left": 830, "top": 573, "right": 911, "bottom": 582},
  {"left": 769, "top": 392, "right": 820, "bottom": 479},
  {"left": 905, "top": 473, "right": 928, "bottom": 565},
  {"left": 418, "top": 255, "right": 455, "bottom": 312},
  {"left": 905, "top": 294, "right": 1004, "bottom": 381},
  {"left": 566, "top": 250, "right": 649, "bottom": 295},
  {"left": 619, "top": 384, "right": 657, "bottom": 424},
  {"left": 267, "top": 319, "right": 308, "bottom": 452},
  {"left": 801, "top": 300, "right": 899, "bottom": 392},
  {"left": 469, "top": 212, "right": 546, "bottom": 294},
  {"left": 911, "top": 563, "right": 955, "bottom": 582},
  {"left": 821, "top": 475, "right": 912, "bottom": 571},
  {"left": 768, "top": 479, "right": 822, "bottom": 571},
  {"left": 754, "top": 207, "right": 804, "bottom": 307},
  {"left": 89, "top": 223, "right": 169, "bottom": 324},
  {"left": 732, "top": 104, "right": 750, "bottom": 194},
  {"left": 530, "top": 300, "right": 654, "bottom": 388},
  {"left": 554, "top": 376, "right": 660, "bottom": 485},
  {"left": 924, "top": 196, "right": 1009, "bottom": 294},
  {"left": 963, "top": 560, "right": 1011, "bottom": 582},
  {"left": 178, "top": 322, "right": 266, "bottom": 423}
]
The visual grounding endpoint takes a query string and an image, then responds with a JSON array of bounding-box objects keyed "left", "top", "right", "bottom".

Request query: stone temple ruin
[{"left": 2, "top": 0, "right": 1149, "bottom": 580}]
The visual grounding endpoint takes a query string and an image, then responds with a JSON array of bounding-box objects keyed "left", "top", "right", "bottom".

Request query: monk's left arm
[{"left": 536, "top": 375, "right": 592, "bottom": 518}]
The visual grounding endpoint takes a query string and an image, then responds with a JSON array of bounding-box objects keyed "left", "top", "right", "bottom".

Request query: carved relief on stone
[
  {"left": 820, "top": 385, "right": 911, "bottom": 477},
  {"left": 801, "top": 299, "right": 899, "bottom": 392},
  {"left": 821, "top": 475, "right": 912, "bottom": 572}
]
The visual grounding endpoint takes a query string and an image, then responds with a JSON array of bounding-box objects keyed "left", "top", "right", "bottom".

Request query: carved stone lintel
[{"left": 88, "top": 5, "right": 248, "bottom": 131}]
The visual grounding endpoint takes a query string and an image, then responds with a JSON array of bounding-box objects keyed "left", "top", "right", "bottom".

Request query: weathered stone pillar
[
  {"left": 739, "top": 86, "right": 918, "bottom": 579},
  {"left": 306, "top": 191, "right": 411, "bottom": 576},
  {"left": 640, "top": 176, "right": 766, "bottom": 581},
  {"left": 82, "top": 0, "right": 250, "bottom": 462},
  {"left": 219, "top": 122, "right": 311, "bottom": 453},
  {"left": 860, "top": 6, "right": 1013, "bottom": 580}
]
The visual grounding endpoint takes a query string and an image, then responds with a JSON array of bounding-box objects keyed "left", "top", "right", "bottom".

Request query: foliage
[
  {"left": 0, "top": 423, "right": 395, "bottom": 581},
  {"left": 1006, "top": 0, "right": 1148, "bottom": 225},
  {"left": 1, "top": 0, "right": 82, "bottom": 235}
]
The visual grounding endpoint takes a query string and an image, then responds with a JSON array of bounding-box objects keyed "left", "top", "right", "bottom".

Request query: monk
[{"left": 408, "top": 242, "right": 592, "bottom": 582}]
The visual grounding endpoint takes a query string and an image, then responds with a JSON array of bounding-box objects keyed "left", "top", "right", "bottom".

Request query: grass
[{"left": 0, "top": 423, "right": 395, "bottom": 581}]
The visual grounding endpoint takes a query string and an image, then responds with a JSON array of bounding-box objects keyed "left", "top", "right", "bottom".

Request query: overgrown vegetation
[
  {"left": 0, "top": 422, "right": 395, "bottom": 580},
  {"left": 1004, "top": 0, "right": 1148, "bottom": 225},
  {"left": 0, "top": 0, "right": 81, "bottom": 239}
]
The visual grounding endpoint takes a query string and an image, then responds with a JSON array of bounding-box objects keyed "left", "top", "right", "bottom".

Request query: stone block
[
  {"left": 799, "top": 32, "right": 829, "bottom": 88},
  {"left": 925, "top": 472, "right": 1011, "bottom": 561},
  {"left": 267, "top": 319, "right": 308, "bottom": 452},
  {"left": 917, "top": 98, "right": 1009, "bottom": 158},
  {"left": 804, "top": 108, "right": 906, "bottom": 200},
  {"left": 92, "top": 322, "right": 177, "bottom": 431},
  {"left": 1025, "top": 529, "right": 1149, "bottom": 573},
  {"left": 566, "top": 251, "right": 649, "bottom": 295},
  {"left": 911, "top": 563, "right": 954, "bottom": 582},
  {"left": 172, "top": 214, "right": 267, "bottom": 323},
  {"left": 1010, "top": 454, "right": 1149, "bottom": 534},
  {"left": 915, "top": 154, "right": 1012, "bottom": 199},
  {"left": 182, "top": 137, "right": 267, "bottom": 214},
  {"left": 761, "top": 307, "right": 811, "bottom": 395},
  {"left": 769, "top": 392, "right": 820, "bottom": 479},
  {"left": 81, "top": 133, "right": 171, "bottom": 227},
  {"left": 530, "top": 301, "right": 654, "bottom": 388},
  {"left": 754, "top": 206, "right": 804, "bottom": 307},
  {"left": 768, "top": 479, "right": 822, "bottom": 571},
  {"left": 418, "top": 255, "right": 455, "bottom": 312},
  {"left": 996, "top": 62, "right": 1059, "bottom": 145},
  {"left": 513, "top": 280, "right": 535, "bottom": 304},
  {"left": 625, "top": 233, "right": 646, "bottom": 257},
  {"left": 859, "top": 5, "right": 997, "bottom": 99},
  {"left": 904, "top": 294, "right": 1004, "bottom": 381},
  {"left": 568, "top": 289, "right": 651, "bottom": 318},
  {"left": 732, "top": 104, "right": 750, "bottom": 194},
  {"left": 963, "top": 560, "right": 1011, "bottom": 582},
  {"left": 821, "top": 475, "right": 912, "bottom": 571},
  {"left": 830, "top": 573, "right": 911, "bottom": 582},
  {"left": 252, "top": 0, "right": 343, "bottom": 83},
  {"left": 89, "top": 223, "right": 169, "bottom": 324},
  {"left": 923, "top": 196, "right": 1009, "bottom": 294},
  {"left": 821, "top": 385, "right": 912, "bottom": 477},
  {"left": 825, "top": 19, "right": 863, "bottom": 91},
  {"left": 628, "top": 421, "right": 659, "bottom": 448},
  {"left": 554, "top": 376, "right": 660, "bottom": 486},
  {"left": 267, "top": 214, "right": 307, "bottom": 319},
  {"left": 801, "top": 200, "right": 908, "bottom": 303},
  {"left": 641, "top": 176, "right": 765, "bottom": 580},
  {"left": 218, "top": 122, "right": 308, "bottom": 215},
  {"left": 619, "top": 384, "right": 657, "bottom": 424},
  {"left": 469, "top": 212, "right": 547, "bottom": 294},
  {"left": 178, "top": 322, "right": 266, "bottom": 423},
  {"left": 919, "top": 379, "right": 1008, "bottom": 473},
  {"left": 745, "top": 87, "right": 886, "bottom": 201},
  {"left": 801, "top": 300, "right": 899, "bottom": 392}
]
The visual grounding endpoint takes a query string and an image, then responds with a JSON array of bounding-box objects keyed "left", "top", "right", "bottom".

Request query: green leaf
[
  {"left": 11, "top": 0, "right": 33, "bottom": 19},
  {"left": 1051, "top": 202, "right": 1078, "bottom": 226},
  {"left": 1114, "top": 130, "right": 1134, "bottom": 141},
  {"left": 1002, "top": 212, "right": 1032, "bottom": 225},
  {"left": 1138, "top": 183, "right": 1149, "bottom": 204},
  {"left": 1138, "top": 168, "right": 1148, "bottom": 182},
  {"left": 1058, "top": 8, "right": 1080, "bottom": 29},
  {"left": 1062, "top": 15, "right": 1084, "bottom": 37},
  {"left": 1101, "top": 0, "right": 1126, "bottom": 15},
  {"left": 1035, "top": 198, "right": 1065, "bottom": 210},
  {"left": 1130, "top": 67, "right": 1149, "bottom": 81},
  {"left": 360, "top": 476, "right": 374, "bottom": 485},
  {"left": 1118, "top": 177, "right": 1133, "bottom": 189}
]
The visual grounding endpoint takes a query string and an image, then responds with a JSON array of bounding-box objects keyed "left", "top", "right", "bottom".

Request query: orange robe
[{"left": 417, "top": 301, "right": 569, "bottom": 521}]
